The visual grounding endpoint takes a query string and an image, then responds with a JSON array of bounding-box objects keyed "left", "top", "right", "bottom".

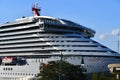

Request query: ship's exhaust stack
[{"left": 32, "top": 3, "right": 41, "bottom": 16}]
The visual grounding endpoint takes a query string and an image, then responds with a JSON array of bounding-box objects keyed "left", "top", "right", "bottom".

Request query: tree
[
  {"left": 99, "top": 72, "right": 107, "bottom": 80},
  {"left": 92, "top": 73, "right": 98, "bottom": 80},
  {"left": 92, "top": 72, "right": 119, "bottom": 80},
  {"left": 37, "top": 60, "right": 87, "bottom": 80}
]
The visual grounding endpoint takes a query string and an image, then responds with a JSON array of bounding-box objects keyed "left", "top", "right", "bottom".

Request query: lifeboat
[{"left": 2, "top": 57, "right": 13, "bottom": 64}]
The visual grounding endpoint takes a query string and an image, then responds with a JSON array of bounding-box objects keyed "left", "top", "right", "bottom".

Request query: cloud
[
  {"left": 111, "top": 29, "right": 120, "bottom": 36},
  {"left": 99, "top": 34, "right": 106, "bottom": 40},
  {"left": 98, "top": 29, "right": 120, "bottom": 40}
]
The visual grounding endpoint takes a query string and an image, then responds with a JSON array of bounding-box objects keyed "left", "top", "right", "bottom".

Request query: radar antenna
[{"left": 32, "top": 3, "right": 41, "bottom": 16}]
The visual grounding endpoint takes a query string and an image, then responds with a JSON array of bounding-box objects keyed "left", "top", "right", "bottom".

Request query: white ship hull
[{"left": 0, "top": 57, "right": 119, "bottom": 80}]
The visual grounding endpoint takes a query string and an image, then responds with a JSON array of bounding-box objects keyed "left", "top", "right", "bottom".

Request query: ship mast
[{"left": 32, "top": 3, "right": 41, "bottom": 16}]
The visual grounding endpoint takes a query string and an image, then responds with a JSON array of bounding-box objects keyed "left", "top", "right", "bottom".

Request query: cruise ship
[{"left": 0, "top": 5, "right": 120, "bottom": 80}]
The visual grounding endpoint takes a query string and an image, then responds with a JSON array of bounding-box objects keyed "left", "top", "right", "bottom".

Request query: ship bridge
[
  {"left": 33, "top": 16, "right": 95, "bottom": 38},
  {"left": 12, "top": 16, "right": 95, "bottom": 38}
]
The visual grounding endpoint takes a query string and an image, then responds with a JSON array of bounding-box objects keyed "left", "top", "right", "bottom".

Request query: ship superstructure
[{"left": 0, "top": 4, "right": 119, "bottom": 80}]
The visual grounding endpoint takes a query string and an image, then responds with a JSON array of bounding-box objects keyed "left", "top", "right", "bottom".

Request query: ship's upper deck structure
[
  {"left": 1, "top": 16, "right": 95, "bottom": 38},
  {"left": 0, "top": 16, "right": 119, "bottom": 58}
]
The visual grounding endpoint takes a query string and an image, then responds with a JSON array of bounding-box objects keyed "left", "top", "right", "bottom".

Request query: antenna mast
[
  {"left": 32, "top": 3, "right": 41, "bottom": 16},
  {"left": 118, "top": 31, "right": 120, "bottom": 53}
]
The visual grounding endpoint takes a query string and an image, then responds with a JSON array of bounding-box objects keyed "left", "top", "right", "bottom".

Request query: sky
[{"left": 0, "top": 0, "right": 120, "bottom": 52}]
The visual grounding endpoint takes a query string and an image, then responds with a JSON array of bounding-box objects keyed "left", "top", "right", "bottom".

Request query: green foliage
[
  {"left": 92, "top": 73, "right": 98, "bottom": 80},
  {"left": 37, "top": 60, "right": 87, "bottom": 80},
  {"left": 92, "top": 72, "right": 120, "bottom": 80},
  {"left": 99, "top": 73, "right": 107, "bottom": 80}
]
